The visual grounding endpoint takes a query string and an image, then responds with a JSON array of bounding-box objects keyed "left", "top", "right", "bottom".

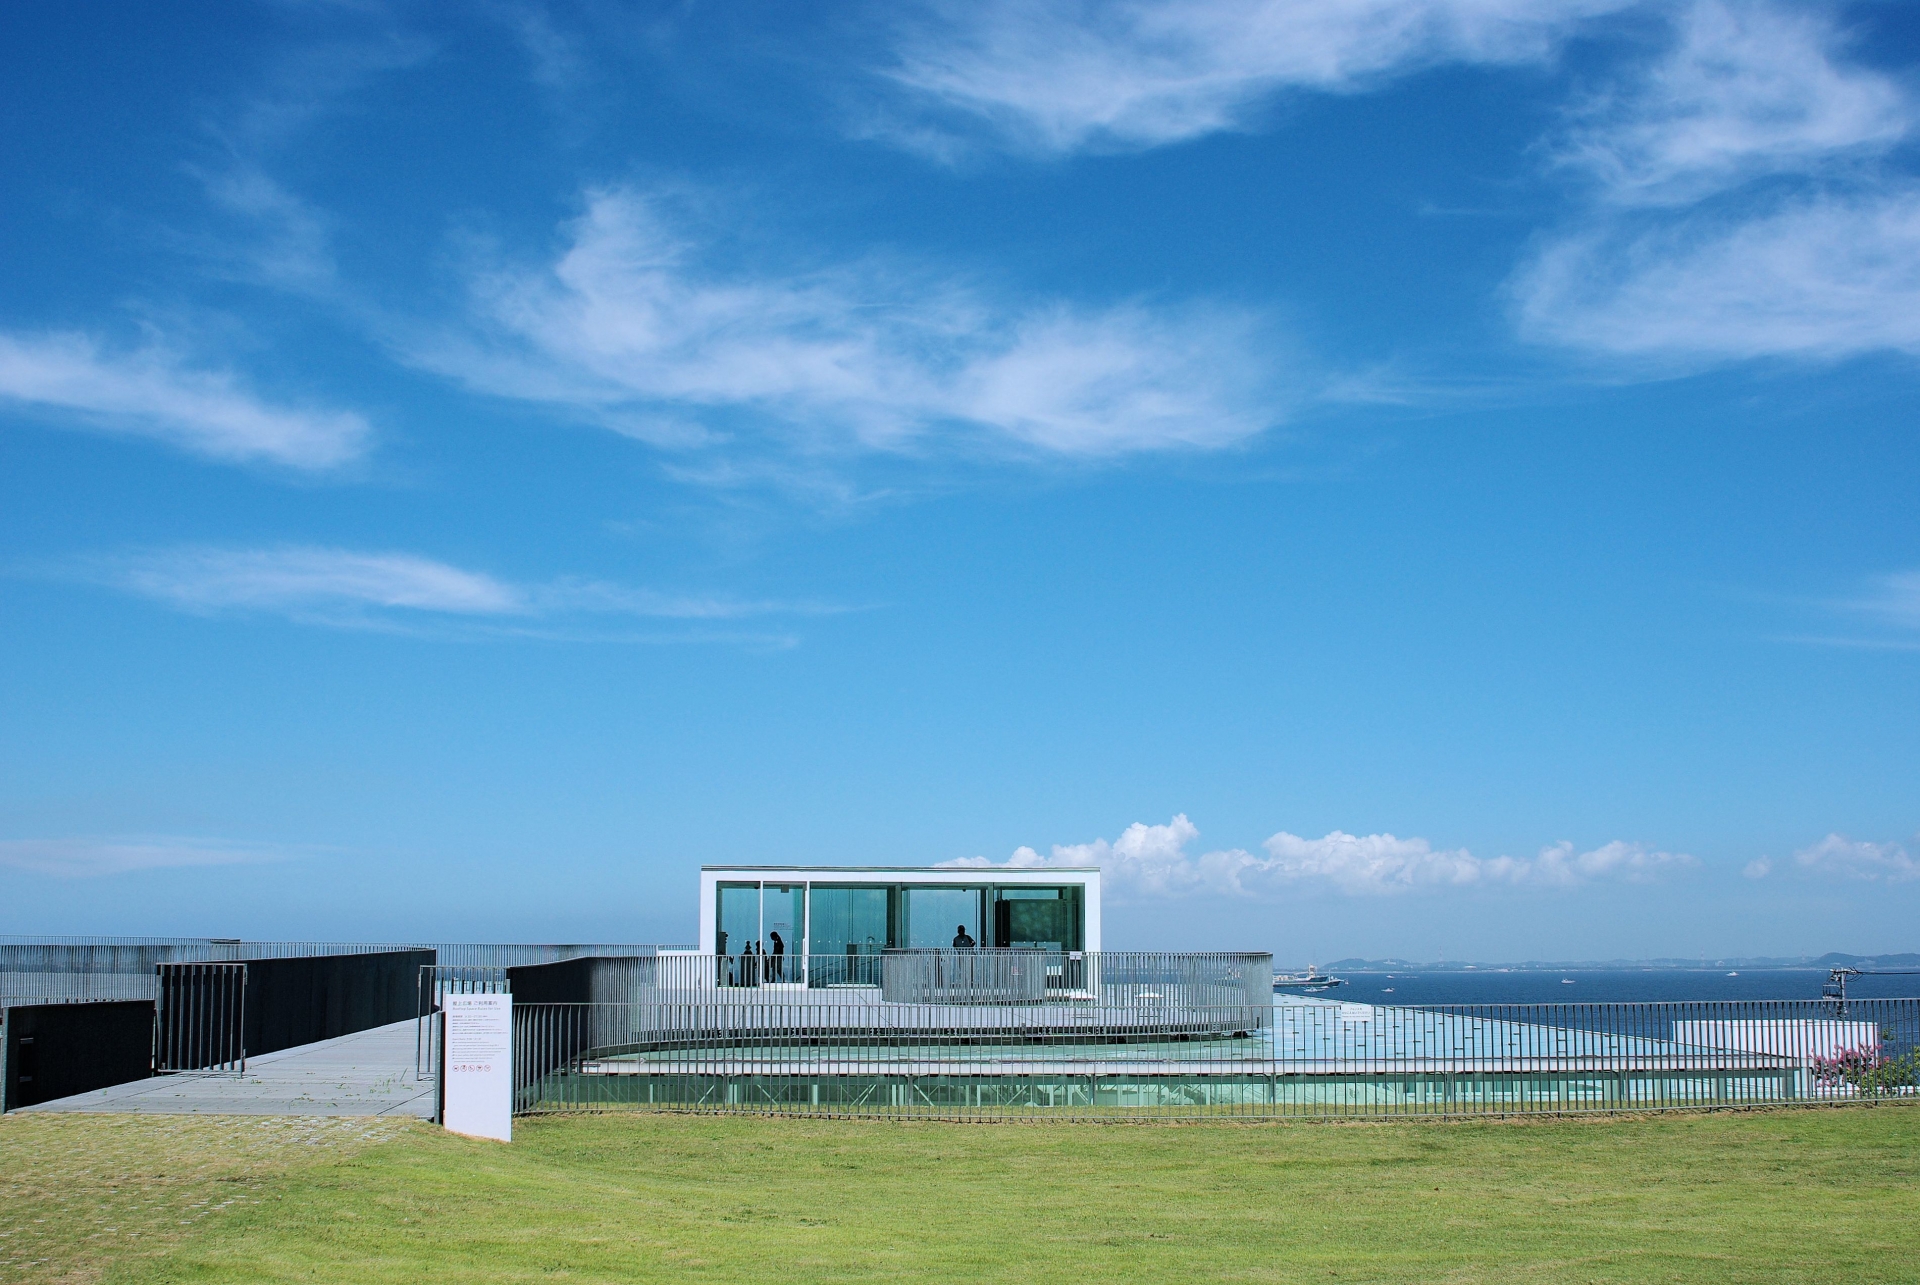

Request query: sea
[{"left": 1308, "top": 968, "right": 1920, "bottom": 1006}]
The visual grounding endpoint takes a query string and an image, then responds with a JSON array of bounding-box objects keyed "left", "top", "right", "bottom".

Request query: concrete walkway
[{"left": 21, "top": 1018, "right": 436, "bottom": 1118}]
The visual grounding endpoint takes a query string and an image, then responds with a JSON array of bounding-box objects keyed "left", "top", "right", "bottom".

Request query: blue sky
[{"left": 2, "top": 0, "right": 1917, "bottom": 961}]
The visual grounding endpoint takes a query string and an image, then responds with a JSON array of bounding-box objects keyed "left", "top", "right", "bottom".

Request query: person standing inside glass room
[{"left": 952, "top": 925, "right": 975, "bottom": 948}]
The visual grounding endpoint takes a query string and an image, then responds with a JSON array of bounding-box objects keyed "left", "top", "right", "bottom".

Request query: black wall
[
  {"left": 2, "top": 1001, "right": 154, "bottom": 1111},
  {"left": 505, "top": 956, "right": 594, "bottom": 1004},
  {"left": 506, "top": 955, "right": 648, "bottom": 1005},
  {"left": 243, "top": 950, "right": 434, "bottom": 1058},
  {"left": 505, "top": 959, "right": 597, "bottom": 1093}
]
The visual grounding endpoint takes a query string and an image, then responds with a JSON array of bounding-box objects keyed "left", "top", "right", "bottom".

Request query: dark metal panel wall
[
  {"left": 2, "top": 1001, "right": 155, "bottom": 1111},
  {"left": 505, "top": 957, "right": 595, "bottom": 1005},
  {"left": 241, "top": 950, "right": 436, "bottom": 1059}
]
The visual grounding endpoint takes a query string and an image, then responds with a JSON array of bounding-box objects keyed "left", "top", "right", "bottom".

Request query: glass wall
[
  {"left": 762, "top": 884, "right": 803, "bottom": 983},
  {"left": 717, "top": 878, "right": 1087, "bottom": 987},
  {"left": 716, "top": 882, "right": 806, "bottom": 985},
  {"left": 992, "top": 887, "right": 1081, "bottom": 951},
  {"left": 808, "top": 885, "right": 890, "bottom": 986},
  {"left": 905, "top": 887, "right": 985, "bottom": 950},
  {"left": 716, "top": 883, "right": 758, "bottom": 959}
]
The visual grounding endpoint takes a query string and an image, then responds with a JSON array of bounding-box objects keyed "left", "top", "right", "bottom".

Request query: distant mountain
[
  {"left": 1811, "top": 952, "right": 1920, "bottom": 968},
  {"left": 1312, "top": 951, "right": 1920, "bottom": 972}
]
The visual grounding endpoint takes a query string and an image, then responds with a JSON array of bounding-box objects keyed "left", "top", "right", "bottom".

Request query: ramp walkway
[{"left": 18, "top": 1018, "right": 433, "bottom": 1118}]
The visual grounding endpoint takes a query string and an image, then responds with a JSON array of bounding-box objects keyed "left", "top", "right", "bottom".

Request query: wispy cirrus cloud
[
  {"left": 1512, "top": 188, "right": 1920, "bottom": 360},
  {"left": 0, "top": 331, "right": 370, "bottom": 469},
  {"left": 1854, "top": 570, "right": 1920, "bottom": 632},
  {"left": 64, "top": 544, "right": 838, "bottom": 640},
  {"left": 411, "top": 187, "right": 1293, "bottom": 465},
  {"left": 1553, "top": 0, "right": 1909, "bottom": 207},
  {"left": 108, "top": 546, "right": 522, "bottom": 620},
  {"left": 1775, "top": 568, "right": 1920, "bottom": 651},
  {"left": 1515, "top": 1, "right": 1920, "bottom": 367},
  {"left": 945, "top": 814, "right": 1694, "bottom": 898},
  {"left": 875, "top": 0, "right": 1632, "bottom": 155},
  {"left": 181, "top": 28, "right": 434, "bottom": 295},
  {"left": 194, "top": 166, "right": 340, "bottom": 293},
  {"left": 0, "top": 836, "right": 294, "bottom": 878},
  {"left": 876, "top": 0, "right": 1920, "bottom": 376}
]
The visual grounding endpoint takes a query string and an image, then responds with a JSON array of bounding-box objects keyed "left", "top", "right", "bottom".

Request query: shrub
[{"left": 1809, "top": 1036, "right": 1920, "bottom": 1096}]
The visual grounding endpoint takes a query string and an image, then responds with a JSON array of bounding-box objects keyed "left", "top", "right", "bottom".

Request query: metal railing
[
  {"left": 508, "top": 991, "right": 1920, "bottom": 1120},
  {"left": 700, "top": 949, "right": 1266, "bottom": 1001},
  {"left": 416, "top": 965, "right": 511, "bottom": 1078},
  {"left": 153, "top": 962, "right": 247, "bottom": 1074}
]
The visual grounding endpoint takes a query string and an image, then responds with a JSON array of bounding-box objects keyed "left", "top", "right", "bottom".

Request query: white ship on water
[{"left": 1272, "top": 965, "right": 1346, "bottom": 993}]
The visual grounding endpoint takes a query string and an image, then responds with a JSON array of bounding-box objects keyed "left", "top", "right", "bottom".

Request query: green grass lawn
[
  {"left": 7, "top": 1106, "right": 1919, "bottom": 1284},
  {"left": 0, "top": 1115, "right": 411, "bottom": 1285}
]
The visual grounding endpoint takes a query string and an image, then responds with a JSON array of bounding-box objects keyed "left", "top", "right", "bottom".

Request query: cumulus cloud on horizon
[
  {"left": 1795, "top": 833, "right": 1919, "bottom": 883},
  {"left": 944, "top": 814, "right": 1695, "bottom": 898}
]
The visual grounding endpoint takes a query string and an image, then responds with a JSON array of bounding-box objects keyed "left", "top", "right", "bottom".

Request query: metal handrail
[
  {"left": 153, "top": 961, "right": 247, "bottom": 1074},
  {"left": 506, "top": 993, "right": 1920, "bottom": 1121}
]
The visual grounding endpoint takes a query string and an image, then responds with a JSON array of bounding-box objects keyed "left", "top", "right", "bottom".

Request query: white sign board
[{"left": 442, "top": 993, "right": 512, "bottom": 1142}]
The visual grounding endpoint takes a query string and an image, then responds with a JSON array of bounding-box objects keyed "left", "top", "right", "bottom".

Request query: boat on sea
[{"left": 1272, "top": 966, "right": 1346, "bottom": 993}]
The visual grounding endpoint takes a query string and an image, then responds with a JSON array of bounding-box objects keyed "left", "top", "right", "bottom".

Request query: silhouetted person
[
  {"left": 953, "top": 925, "right": 976, "bottom": 948},
  {"left": 769, "top": 930, "right": 785, "bottom": 981}
]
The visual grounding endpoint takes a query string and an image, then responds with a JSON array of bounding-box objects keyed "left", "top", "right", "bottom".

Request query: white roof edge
[{"left": 700, "top": 865, "right": 1100, "bottom": 873}]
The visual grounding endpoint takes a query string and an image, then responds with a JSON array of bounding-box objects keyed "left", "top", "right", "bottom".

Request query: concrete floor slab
[{"left": 20, "top": 1018, "right": 435, "bottom": 1118}]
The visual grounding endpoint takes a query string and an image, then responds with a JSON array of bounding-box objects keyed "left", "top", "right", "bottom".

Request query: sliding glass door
[
  {"left": 716, "top": 881, "right": 807, "bottom": 985},
  {"left": 808, "top": 885, "right": 890, "bottom": 986},
  {"left": 904, "top": 887, "right": 985, "bottom": 950}
]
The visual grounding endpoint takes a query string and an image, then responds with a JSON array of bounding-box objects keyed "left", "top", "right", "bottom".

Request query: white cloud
[
  {"left": 1795, "top": 833, "right": 1919, "bottom": 883},
  {"left": 948, "top": 814, "right": 1693, "bottom": 898},
  {"left": 111, "top": 546, "right": 523, "bottom": 618},
  {"left": 0, "top": 331, "right": 369, "bottom": 469},
  {"left": 1515, "top": 2, "right": 1920, "bottom": 367},
  {"left": 198, "top": 166, "right": 338, "bottom": 291},
  {"left": 1743, "top": 856, "right": 1772, "bottom": 879},
  {"left": 1557, "top": 0, "right": 1910, "bottom": 206},
  {"left": 874, "top": 1, "right": 1920, "bottom": 373},
  {"left": 1855, "top": 570, "right": 1920, "bottom": 631},
  {"left": 948, "top": 814, "right": 1235, "bottom": 897},
  {"left": 880, "top": 0, "right": 1632, "bottom": 154},
  {"left": 1263, "top": 832, "right": 1693, "bottom": 894},
  {"left": 1256, "top": 829, "right": 1496, "bottom": 893},
  {"left": 495, "top": 3, "right": 591, "bottom": 92},
  {"left": 1512, "top": 188, "right": 1920, "bottom": 361},
  {"left": 1788, "top": 569, "right": 1920, "bottom": 650},
  {"left": 72, "top": 544, "right": 832, "bottom": 637},
  {"left": 0, "top": 837, "right": 290, "bottom": 878},
  {"left": 417, "top": 188, "right": 1288, "bottom": 461}
]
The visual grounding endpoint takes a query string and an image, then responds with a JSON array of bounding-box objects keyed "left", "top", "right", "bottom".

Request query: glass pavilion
[{"left": 696, "top": 865, "right": 1100, "bottom": 988}]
